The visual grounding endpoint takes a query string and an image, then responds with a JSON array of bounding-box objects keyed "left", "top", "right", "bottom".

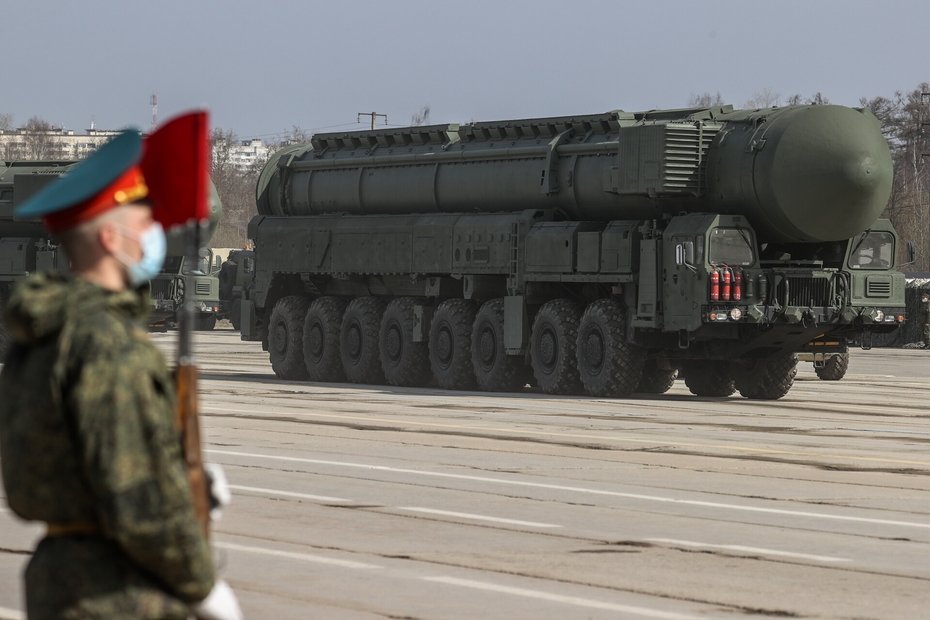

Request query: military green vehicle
[
  {"left": 149, "top": 185, "right": 223, "bottom": 331},
  {"left": 241, "top": 104, "right": 910, "bottom": 400},
  {"left": 216, "top": 248, "right": 254, "bottom": 330},
  {"left": 0, "top": 160, "right": 223, "bottom": 352}
]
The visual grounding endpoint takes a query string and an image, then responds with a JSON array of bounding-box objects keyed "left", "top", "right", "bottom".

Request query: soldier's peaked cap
[{"left": 15, "top": 110, "right": 211, "bottom": 233}]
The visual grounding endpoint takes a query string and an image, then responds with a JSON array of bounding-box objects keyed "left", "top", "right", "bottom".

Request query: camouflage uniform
[{"left": 0, "top": 273, "right": 215, "bottom": 619}]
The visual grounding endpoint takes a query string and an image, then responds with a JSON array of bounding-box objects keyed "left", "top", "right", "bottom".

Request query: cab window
[
  {"left": 708, "top": 228, "right": 754, "bottom": 266},
  {"left": 848, "top": 231, "right": 894, "bottom": 270}
]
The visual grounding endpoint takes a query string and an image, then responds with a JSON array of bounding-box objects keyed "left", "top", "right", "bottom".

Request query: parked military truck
[
  {"left": 149, "top": 185, "right": 223, "bottom": 331},
  {"left": 241, "top": 104, "right": 909, "bottom": 400},
  {"left": 1, "top": 160, "right": 223, "bottom": 350}
]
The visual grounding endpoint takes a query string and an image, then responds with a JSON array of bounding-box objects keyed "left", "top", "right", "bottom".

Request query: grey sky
[{"left": 4, "top": 0, "right": 927, "bottom": 141}]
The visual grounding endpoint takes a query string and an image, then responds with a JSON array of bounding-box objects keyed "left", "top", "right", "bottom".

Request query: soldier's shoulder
[{"left": 67, "top": 291, "right": 158, "bottom": 365}]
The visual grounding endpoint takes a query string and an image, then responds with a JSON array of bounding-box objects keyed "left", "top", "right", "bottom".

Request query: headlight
[
  {"left": 874, "top": 310, "right": 884, "bottom": 322},
  {"left": 729, "top": 308, "right": 742, "bottom": 321},
  {"left": 884, "top": 314, "right": 895, "bottom": 323}
]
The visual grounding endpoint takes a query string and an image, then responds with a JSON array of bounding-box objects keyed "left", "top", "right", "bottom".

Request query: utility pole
[
  {"left": 358, "top": 111, "right": 387, "bottom": 131},
  {"left": 150, "top": 93, "right": 158, "bottom": 130}
]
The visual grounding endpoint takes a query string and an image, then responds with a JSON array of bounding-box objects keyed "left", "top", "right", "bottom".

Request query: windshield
[
  {"left": 848, "top": 231, "right": 894, "bottom": 270},
  {"left": 708, "top": 228, "right": 754, "bottom": 266},
  {"left": 159, "top": 256, "right": 183, "bottom": 274}
]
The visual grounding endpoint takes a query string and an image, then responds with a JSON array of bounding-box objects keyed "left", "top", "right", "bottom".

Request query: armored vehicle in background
[
  {"left": 1, "top": 160, "right": 223, "bottom": 351},
  {"left": 242, "top": 103, "right": 909, "bottom": 399}
]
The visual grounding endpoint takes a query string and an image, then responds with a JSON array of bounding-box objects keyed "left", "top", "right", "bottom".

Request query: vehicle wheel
[
  {"left": 576, "top": 298, "right": 644, "bottom": 397},
  {"left": 429, "top": 299, "right": 478, "bottom": 390},
  {"left": 380, "top": 297, "right": 432, "bottom": 387},
  {"left": 735, "top": 353, "right": 798, "bottom": 400},
  {"left": 268, "top": 295, "right": 312, "bottom": 380},
  {"left": 815, "top": 352, "right": 849, "bottom": 381},
  {"left": 472, "top": 298, "right": 525, "bottom": 392},
  {"left": 637, "top": 358, "right": 678, "bottom": 394},
  {"left": 682, "top": 360, "right": 736, "bottom": 397},
  {"left": 341, "top": 297, "right": 387, "bottom": 384},
  {"left": 218, "top": 260, "right": 237, "bottom": 299},
  {"left": 530, "top": 299, "right": 583, "bottom": 394},
  {"left": 230, "top": 298, "right": 242, "bottom": 331},
  {"left": 196, "top": 314, "right": 217, "bottom": 331},
  {"left": 303, "top": 296, "right": 349, "bottom": 382}
]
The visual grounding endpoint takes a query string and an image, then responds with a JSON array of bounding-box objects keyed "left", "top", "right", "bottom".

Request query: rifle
[{"left": 175, "top": 219, "right": 212, "bottom": 535}]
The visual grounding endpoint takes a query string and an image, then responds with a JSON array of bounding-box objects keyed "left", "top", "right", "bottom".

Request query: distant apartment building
[
  {"left": 0, "top": 125, "right": 123, "bottom": 160},
  {"left": 215, "top": 137, "right": 272, "bottom": 171},
  {"left": 2, "top": 124, "right": 274, "bottom": 171}
]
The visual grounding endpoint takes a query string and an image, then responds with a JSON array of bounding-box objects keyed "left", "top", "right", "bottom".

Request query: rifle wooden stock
[{"left": 175, "top": 362, "right": 211, "bottom": 536}]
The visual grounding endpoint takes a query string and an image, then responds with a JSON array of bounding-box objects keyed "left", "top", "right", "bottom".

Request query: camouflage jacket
[{"left": 0, "top": 274, "right": 215, "bottom": 619}]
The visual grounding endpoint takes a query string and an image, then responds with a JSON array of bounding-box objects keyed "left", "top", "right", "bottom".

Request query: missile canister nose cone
[{"left": 753, "top": 105, "right": 893, "bottom": 242}]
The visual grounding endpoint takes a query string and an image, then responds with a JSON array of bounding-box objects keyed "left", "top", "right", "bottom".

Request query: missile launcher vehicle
[{"left": 240, "top": 104, "right": 912, "bottom": 399}]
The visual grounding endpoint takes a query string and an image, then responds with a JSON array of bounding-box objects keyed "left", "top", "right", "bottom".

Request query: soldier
[
  {"left": 920, "top": 292, "right": 930, "bottom": 348},
  {"left": 0, "top": 125, "right": 241, "bottom": 619}
]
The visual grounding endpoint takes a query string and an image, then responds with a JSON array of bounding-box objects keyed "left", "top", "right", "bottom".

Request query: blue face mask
[{"left": 116, "top": 222, "right": 167, "bottom": 287}]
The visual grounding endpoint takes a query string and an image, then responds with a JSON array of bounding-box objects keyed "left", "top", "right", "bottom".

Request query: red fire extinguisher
[
  {"left": 733, "top": 268, "right": 742, "bottom": 301},
  {"left": 721, "top": 266, "right": 731, "bottom": 301},
  {"left": 710, "top": 266, "right": 720, "bottom": 301}
]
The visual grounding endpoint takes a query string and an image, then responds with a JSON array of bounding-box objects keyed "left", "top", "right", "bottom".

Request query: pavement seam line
[
  {"left": 207, "top": 449, "right": 930, "bottom": 530},
  {"left": 202, "top": 406, "right": 930, "bottom": 467}
]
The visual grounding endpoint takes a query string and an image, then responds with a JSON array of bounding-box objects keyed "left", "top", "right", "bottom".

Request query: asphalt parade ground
[{"left": 1, "top": 328, "right": 928, "bottom": 619}]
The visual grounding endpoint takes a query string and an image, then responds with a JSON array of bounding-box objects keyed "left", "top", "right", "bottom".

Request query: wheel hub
[
  {"left": 538, "top": 328, "right": 557, "bottom": 371},
  {"left": 272, "top": 322, "right": 288, "bottom": 356},
  {"left": 436, "top": 328, "right": 453, "bottom": 367},
  {"left": 345, "top": 322, "right": 361, "bottom": 361},
  {"left": 582, "top": 330, "right": 604, "bottom": 371},
  {"left": 307, "top": 323, "right": 324, "bottom": 359},
  {"left": 477, "top": 327, "right": 496, "bottom": 369},
  {"left": 385, "top": 323, "right": 402, "bottom": 362}
]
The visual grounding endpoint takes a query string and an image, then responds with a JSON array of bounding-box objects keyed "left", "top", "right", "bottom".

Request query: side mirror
[
  {"left": 906, "top": 240, "right": 917, "bottom": 265},
  {"left": 676, "top": 241, "right": 695, "bottom": 266}
]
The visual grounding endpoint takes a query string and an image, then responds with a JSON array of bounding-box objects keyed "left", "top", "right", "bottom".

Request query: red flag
[{"left": 141, "top": 111, "right": 211, "bottom": 230}]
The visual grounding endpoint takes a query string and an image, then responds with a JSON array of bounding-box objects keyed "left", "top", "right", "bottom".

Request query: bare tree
[
  {"left": 0, "top": 113, "right": 16, "bottom": 160},
  {"left": 21, "top": 116, "right": 65, "bottom": 160},
  {"left": 742, "top": 88, "right": 781, "bottom": 109},
  {"left": 210, "top": 128, "right": 264, "bottom": 248},
  {"left": 411, "top": 104, "right": 431, "bottom": 126},
  {"left": 688, "top": 92, "right": 725, "bottom": 107},
  {"left": 786, "top": 92, "right": 830, "bottom": 106},
  {"left": 861, "top": 83, "right": 930, "bottom": 270}
]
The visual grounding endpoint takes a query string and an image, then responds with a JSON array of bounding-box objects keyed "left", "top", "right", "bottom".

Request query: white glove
[
  {"left": 204, "top": 462, "right": 232, "bottom": 522},
  {"left": 192, "top": 579, "right": 243, "bottom": 620}
]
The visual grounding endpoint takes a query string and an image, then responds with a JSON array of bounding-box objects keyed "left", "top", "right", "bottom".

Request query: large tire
[
  {"left": 682, "top": 360, "right": 736, "bottom": 397},
  {"left": 230, "top": 297, "right": 242, "bottom": 331},
  {"left": 380, "top": 297, "right": 432, "bottom": 387},
  {"left": 576, "top": 299, "right": 644, "bottom": 397},
  {"left": 530, "top": 299, "right": 583, "bottom": 395},
  {"left": 637, "top": 358, "right": 678, "bottom": 394},
  {"left": 815, "top": 352, "right": 849, "bottom": 381},
  {"left": 429, "top": 299, "right": 478, "bottom": 390},
  {"left": 341, "top": 297, "right": 387, "bottom": 385},
  {"left": 196, "top": 314, "right": 217, "bottom": 331},
  {"left": 268, "top": 295, "right": 312, "bottom": 380},
  {"left": 472, "top": 298, "right": 525, "bottom": 392},
  {"left": 735, "top": 353, "right": 798, "bottom": 400},
  {"left": 218, "top": 261, "right": 237, "bottom": 299},
  {"left": 303, "top": 296, "right": 349, "bottom": 382}
]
